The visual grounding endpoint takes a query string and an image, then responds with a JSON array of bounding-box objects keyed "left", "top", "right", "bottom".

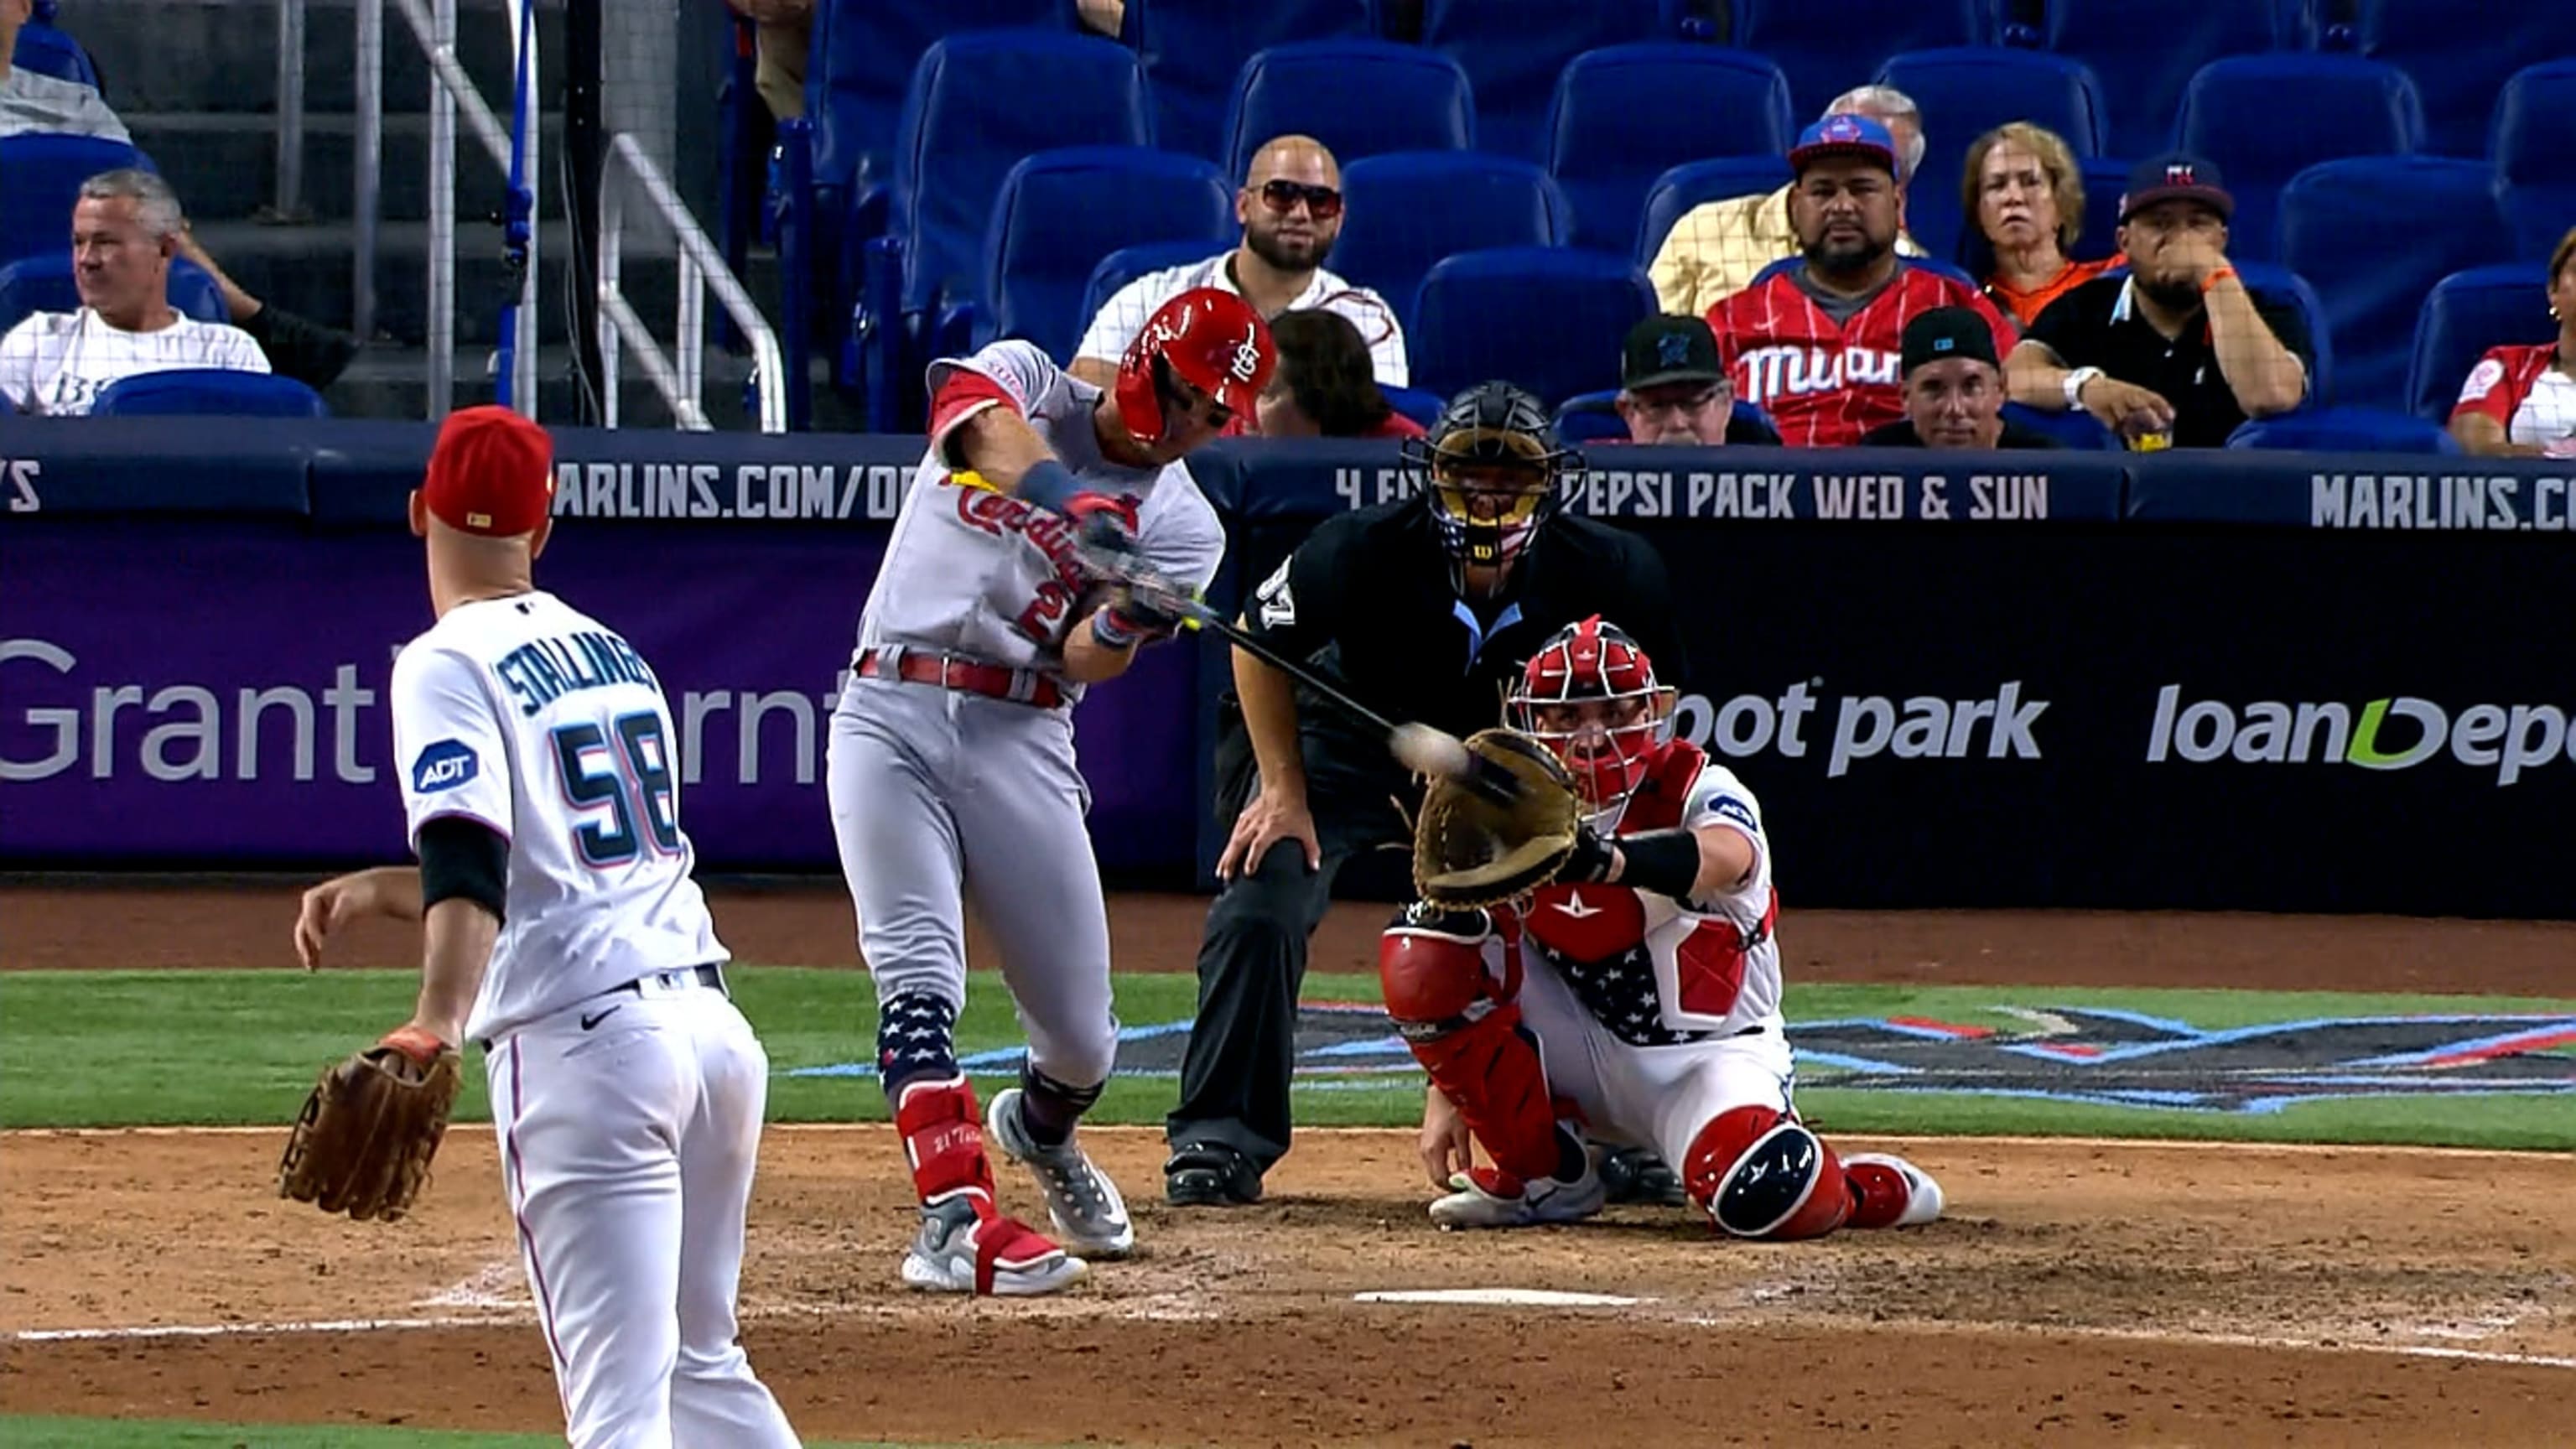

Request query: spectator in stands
[
  {"left": 1073, "top": 135, "right": 1407, "bottom": 389},
  {"left": 0, "top": 0, "right": 127, "bottom": 141},
  {"left": 1077, "top": 0, "right": 1123, "bottom": 37},
  {"left": 168, "top": 221, "right": 361, "bottom": 391},
  {"left": 1861, "top": 307, "right": 2058, "bottom": 449},
  {"left": 724, "top": 0, "right": 810, "bottom": 123},
  {"left": 1250, "top": 309, "right": 1423, "bottom": 439},
  {"left": 1964, "top": 122, "right": 2122, "bottom": 327},
  {"left": 2005, "top": 155, "right": 2310, "bottom": 449},
  {"left": 1613, "top": 314, "right": 1776, "bottom": 445},
  {"left": 1648, "top": 85, "right": 1928, "bottom": 318},
  {"left": 1706, "top": 116, "right": 2013, "bottom": 449},
  {"left": 0, "top": 169, "right": 267, "bottom": 415},
  {"left": 2449, "top": 226, "right": 2576, "bottom": 459}
]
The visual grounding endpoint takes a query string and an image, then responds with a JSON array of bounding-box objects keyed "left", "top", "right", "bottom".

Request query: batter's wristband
[
  {"left": 1017, "top": 459, "right": 1082, "bottom": 513},
  {"left": 1615, "top": 827, "right": 1702, "bottom": 901},
  {"left": 1090, "top": 609, "right": 1145, "bottom": 652}
]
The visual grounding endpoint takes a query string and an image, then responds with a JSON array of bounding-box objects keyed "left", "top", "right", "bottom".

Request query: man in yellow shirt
[{"left": 1648, "top": 86, "right": 1929, "bottom": 318}]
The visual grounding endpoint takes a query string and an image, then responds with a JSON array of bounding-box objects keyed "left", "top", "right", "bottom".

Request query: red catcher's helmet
[
  {"left": 1509, "top": 616, "right": 1676, "bottom": 818},
  {"left": 1115, "top": 288, "right": 1275, "bottom": 444}
]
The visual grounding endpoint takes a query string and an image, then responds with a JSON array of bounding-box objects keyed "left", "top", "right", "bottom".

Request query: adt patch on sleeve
[
  {"left": 412, "top": 740, "right": 480, "bottom": 794},
  {"left": 1713, "top": 795, "right": 1761, "bottom": 836}
]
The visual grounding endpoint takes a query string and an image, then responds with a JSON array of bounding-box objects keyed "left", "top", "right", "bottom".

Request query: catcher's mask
[
  {"left": 1509, "top": 615, "right": 1675, "bottom": 820},
  {"left": 1114, "top": 287, "right": 1276, "bottom": 451},
  {"left": 1402, "top": 381, "right": 1580, "bottom": 567}
]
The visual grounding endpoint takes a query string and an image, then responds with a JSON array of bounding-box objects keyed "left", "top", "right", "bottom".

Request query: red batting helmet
[
  {"left": 1115, "top": 288, "right": 1276, "bottom": 445},
  {"left": 1508, "top": 616, "right": 1676, "bottom": 818}
]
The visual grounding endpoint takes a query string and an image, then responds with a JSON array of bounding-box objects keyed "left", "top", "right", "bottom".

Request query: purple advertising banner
[{"left": 0, "top": 519, "right": 1202, "bottom": 873}]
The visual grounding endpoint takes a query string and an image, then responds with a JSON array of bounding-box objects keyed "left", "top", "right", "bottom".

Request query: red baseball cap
[{"left": 422, "top": 406, "right": 555, "bottom": 537}]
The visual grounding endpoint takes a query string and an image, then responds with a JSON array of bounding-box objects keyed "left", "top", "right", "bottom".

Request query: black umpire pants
[{"left": 1166, "top": 721, "right": 1410, "bottom": 1174}]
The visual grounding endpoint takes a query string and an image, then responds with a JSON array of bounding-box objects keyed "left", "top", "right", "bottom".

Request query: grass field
[{"left": 3, "top": 969, "right": 2569, "bottom": 1148}]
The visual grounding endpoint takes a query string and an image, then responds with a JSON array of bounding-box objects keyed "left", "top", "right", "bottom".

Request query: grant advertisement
[{"left": 0, "top": 519, "right": 1202, "bottom": 875}]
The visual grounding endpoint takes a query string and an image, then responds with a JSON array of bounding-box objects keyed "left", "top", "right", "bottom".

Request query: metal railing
[{"left": 599, "top": 133, "right": 787, "bottom": 433}]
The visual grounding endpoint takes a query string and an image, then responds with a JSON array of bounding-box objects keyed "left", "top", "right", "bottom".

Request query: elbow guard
[{"left": 418, "top": 817, "right": 507, "bottom": 922}]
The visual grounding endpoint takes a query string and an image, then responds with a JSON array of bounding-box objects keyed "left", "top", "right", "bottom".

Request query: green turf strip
[
  {"left": 1, "top": 970, "right": 2568, "bottom": 1147},
  {"left": 0, "top": 1419, "right": 1011, "bottom": 1449}
]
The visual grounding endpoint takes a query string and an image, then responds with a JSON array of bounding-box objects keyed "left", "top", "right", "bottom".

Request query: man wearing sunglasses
[
  {"left": 1074, "top": 134, "right": 1407, "bottom": 397},
  {"left": 1163, "top": 380, "right": 1681, "bottom": 1209}
]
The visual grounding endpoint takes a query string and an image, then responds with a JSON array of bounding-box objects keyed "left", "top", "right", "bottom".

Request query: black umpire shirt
[
  {"left": 2023, "top": 274, "right": 2315, "bottom": 448},
  {"left": 1216, "top": 493, "right": 1681, "bottom": 828}
]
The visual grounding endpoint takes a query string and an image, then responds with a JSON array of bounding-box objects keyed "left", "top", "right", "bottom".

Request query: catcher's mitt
[
  {"left": 277, "top": 1026, "right": 463, "bottom": 1223},
  {"left": 1411, "top": 728, "right": 1587, "bottom": 907}
]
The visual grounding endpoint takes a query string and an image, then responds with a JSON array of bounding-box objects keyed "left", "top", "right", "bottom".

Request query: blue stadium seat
[
  {"left": 1220, "top": 41, "right": 1475, "bottom": 183},
  {"left": 1873, "top": 48, "right": 2107, "bottom": 263},
  {"left": 805, "top": 2, "right": 1069, "bottom": 193},
  {"left": 2174, "top": 55, "right": 2424, "bottom": 262},
  {"left": 892, "top": 32, "right": 1151, "bottom": 311},
  {"left": 0, "top": 253, "right": 228, "bottom": 336},
  {"left": 89, "top": 370, "right": 330, "bottom": 418},
  {"left": 2405, "top": 264, "right": 2557, "bottom": 421},
  {"left": 1420, "top": 0, "right": 1664, "bottom": 162},
  {"left": 0, "top": 134, "right": 151, "bottom": 267},
  {"left": 2493, "top": 61, "right": 2576, "bottom": 264},
  {"left": 2233, "top": 261, "right": 2338, "bottom": 408},
  {"left": 1731, "top": 0, "right": 1989, "bottom": 118},
  {"left": 2071, "top": 155, "right": 2131, "bottom": 265},
  {"left": 979, "top": 148, "right": 1234, "bottom": 361},
  {"left": 2002, "top": 402, "right": 2122, "bottom": 449},
  {"left": 1382, "top": 383, "right": 1446, "bottom": 429},
  {"left": 1078, "top": 238, "right": 1231, "bottom": 344},
  {"left": 1332, "top": 153, "right": 1572, "bottom": 331},
  {"left": 2277, "top": 158, "right": 2509, "bottom": 413},
  {"left": 2226, "top": 406, "right": 2463, "bottom": 454},
  {"left": 2034, "top": 0, "right": 2295, "bottom": 161},
  {"left": 1634, "top": 156, "right": 1794, "bottom": 267},
  {"left": 1410, "top": 247, "right": 1658, "bottom": 403},
  {"left": 1124, "top": 0, "right": 1371, "bottom": 163},
  {"left": 2341, "top": 1, "right": 2576, "bottom": 158},
  {"left": 1547, "top": 46, "right": 1794, "bottom": 254},
  {"left": 10, "top": 20, "right": 101, "bottom": 87}
]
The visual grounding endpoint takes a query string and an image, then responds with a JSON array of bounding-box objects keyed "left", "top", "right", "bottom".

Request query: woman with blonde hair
[{"left": 1961, "top": 122, "right": 2122, "bottom": 325}]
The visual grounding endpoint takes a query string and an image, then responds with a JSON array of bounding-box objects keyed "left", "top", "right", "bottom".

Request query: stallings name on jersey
[{"left": 494, "top": 630, "right": 662, "bottom": 717}]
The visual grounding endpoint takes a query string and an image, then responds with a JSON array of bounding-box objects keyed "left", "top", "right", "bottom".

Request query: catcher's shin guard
[
  {"left": 1380, "top": 906, "right": 1571, "bottom": 1186},
  {"left": 1841, "top": 1152, "right": 1945, "bottom": 1229},
  {"left": 1682, "top": 1105, "right": 1854, "bottom": 1241}
]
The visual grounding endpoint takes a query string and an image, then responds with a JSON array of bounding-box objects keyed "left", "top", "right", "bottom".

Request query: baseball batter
[
  {"left": 1382, "top": 617, "right": 1945, "bottom": 1238},
  {"left": 293, "top": 408, "right": 802, "bottom": 1447},
  {"left": 828, "top": 288, "right": 1275, "bottom": 1295}
]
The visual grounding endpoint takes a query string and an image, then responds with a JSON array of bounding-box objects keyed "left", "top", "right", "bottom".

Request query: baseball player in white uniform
[
  {"left": 1381, "top": 617, "right": 1945, "bottom": 1239},
  {"left": 293, "top": 407, "right": 802, "bottom": 1448},
  {"left": 828, "top": 288, "right": 1275, "bottom": 1296}
]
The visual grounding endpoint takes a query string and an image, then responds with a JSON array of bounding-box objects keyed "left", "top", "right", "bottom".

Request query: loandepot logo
[{"left": 2147, "top": 686, "right": 2576, "bottom": 787}]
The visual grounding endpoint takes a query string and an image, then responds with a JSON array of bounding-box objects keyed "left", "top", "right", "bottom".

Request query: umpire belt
[{"left": 855, "top": 647, "right": 1065, "bottom": 709}]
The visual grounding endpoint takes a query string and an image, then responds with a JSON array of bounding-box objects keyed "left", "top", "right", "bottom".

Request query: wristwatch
[{"left": 2063, "top": 366, "right": 2104, "bottom": 409}]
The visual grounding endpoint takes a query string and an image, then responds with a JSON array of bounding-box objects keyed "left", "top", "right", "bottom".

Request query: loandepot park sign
[{"left": 790, "top": 1005, "right": 2576, "bottom": 1114}]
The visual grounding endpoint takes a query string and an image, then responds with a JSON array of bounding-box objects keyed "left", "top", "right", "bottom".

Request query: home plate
[{"left": 1354, "top": 1289, "right": 1648, "bottom": 1308}]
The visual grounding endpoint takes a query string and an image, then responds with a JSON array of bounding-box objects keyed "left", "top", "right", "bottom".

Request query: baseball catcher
[
  {"left": 278, "top": 1023, "right": 463, "bottom": 1222},
  {"left": 1386, "top": 617, "right": 1945, "bottom": 1237}
]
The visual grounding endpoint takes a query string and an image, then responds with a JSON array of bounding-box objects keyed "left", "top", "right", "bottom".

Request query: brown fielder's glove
[
  {"left": 1411, "top": 728, "right": 1587, "bottom": 907},
  {"left": 277, "top": 1026, "right": 464, "bottom": 1222}
]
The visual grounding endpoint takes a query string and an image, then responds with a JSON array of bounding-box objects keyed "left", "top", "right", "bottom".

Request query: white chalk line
[
  {"left": 13, "top": 1300, "right": 2570, "bottom": 1371},
  {"left": 8, "top": 1123, "right": 2571, "bottom": 1161}
]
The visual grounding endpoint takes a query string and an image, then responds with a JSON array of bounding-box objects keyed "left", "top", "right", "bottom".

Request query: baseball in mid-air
[{"left": 1390, "top": 723, "right": 1471, "bottom": 779}]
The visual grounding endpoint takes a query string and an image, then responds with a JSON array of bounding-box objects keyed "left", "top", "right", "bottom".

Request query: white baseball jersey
[
  {"left": 0, "top": 308, "right": 267, "bottom": 416},
  {"left": 854, "top": 340, "right": 1226, "bottom": 688},
  {"left": 1516, "top": 744, "right": 1782, "bottom": 1044},
  {"left": 1074, "top": 252, "right": 1410, "bottom": 387},
  {"left": 391, "top": 590, "right": 725, "bottom": 1044}
]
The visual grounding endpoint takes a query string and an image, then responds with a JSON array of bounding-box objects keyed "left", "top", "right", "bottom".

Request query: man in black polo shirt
[
  {"left": 2004, "top": 154, "right": 2312, "bottom": 448},
  {"left": 1862, "top": 307, "right": 2062, "bottom": 449},
  {"left": 1165, "top": 381, "right": 1681, "bottom": 1206}
]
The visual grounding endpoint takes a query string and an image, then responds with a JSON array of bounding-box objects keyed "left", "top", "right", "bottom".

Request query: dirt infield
[{"left": 3, "top": 883, "right": 2573, "bottom": 1446}]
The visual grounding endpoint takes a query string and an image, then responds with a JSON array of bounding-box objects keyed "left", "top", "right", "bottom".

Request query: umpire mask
[{"left": 1403, "top": 381, "right": 1580, "bottom": 568}]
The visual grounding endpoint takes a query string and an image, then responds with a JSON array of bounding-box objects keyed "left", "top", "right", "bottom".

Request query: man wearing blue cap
[{"left": 2004, "top": 153, "right": 2313, "bottom": 448}]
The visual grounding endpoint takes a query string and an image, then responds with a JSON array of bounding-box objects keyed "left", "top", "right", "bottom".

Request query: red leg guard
[
  {"left": 1381, "top": 910, "right": 1563, "bottom": 1185},
  {"left": 893, "top": 1073, "right": 999, "bottom": 1213},
  {"left": 1682, "top": 1105, "right": 1853, "bottom": 1241}
]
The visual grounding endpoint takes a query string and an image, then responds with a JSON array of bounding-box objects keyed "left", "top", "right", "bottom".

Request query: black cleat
[{"left": 1162, "top": 1142, "right": 1265, "bottom": 1207}]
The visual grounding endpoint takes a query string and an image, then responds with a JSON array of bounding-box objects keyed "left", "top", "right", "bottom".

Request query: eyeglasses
[{"left": 1257, "top": 179, "right": 1343, "bottom": 221}]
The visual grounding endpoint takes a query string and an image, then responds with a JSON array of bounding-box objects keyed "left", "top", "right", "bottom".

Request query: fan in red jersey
[{"left": 1706, "top": 115, "right": 2016, "bottom": 448}]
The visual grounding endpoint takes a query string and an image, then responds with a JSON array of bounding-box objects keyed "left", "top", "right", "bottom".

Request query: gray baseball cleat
[
  {"left": 900, "top": 1196, "right": 1089, "bottom": 1296},
  {"left": 986, "top": 1088, "right": 1136, "bottom": 1259}
]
